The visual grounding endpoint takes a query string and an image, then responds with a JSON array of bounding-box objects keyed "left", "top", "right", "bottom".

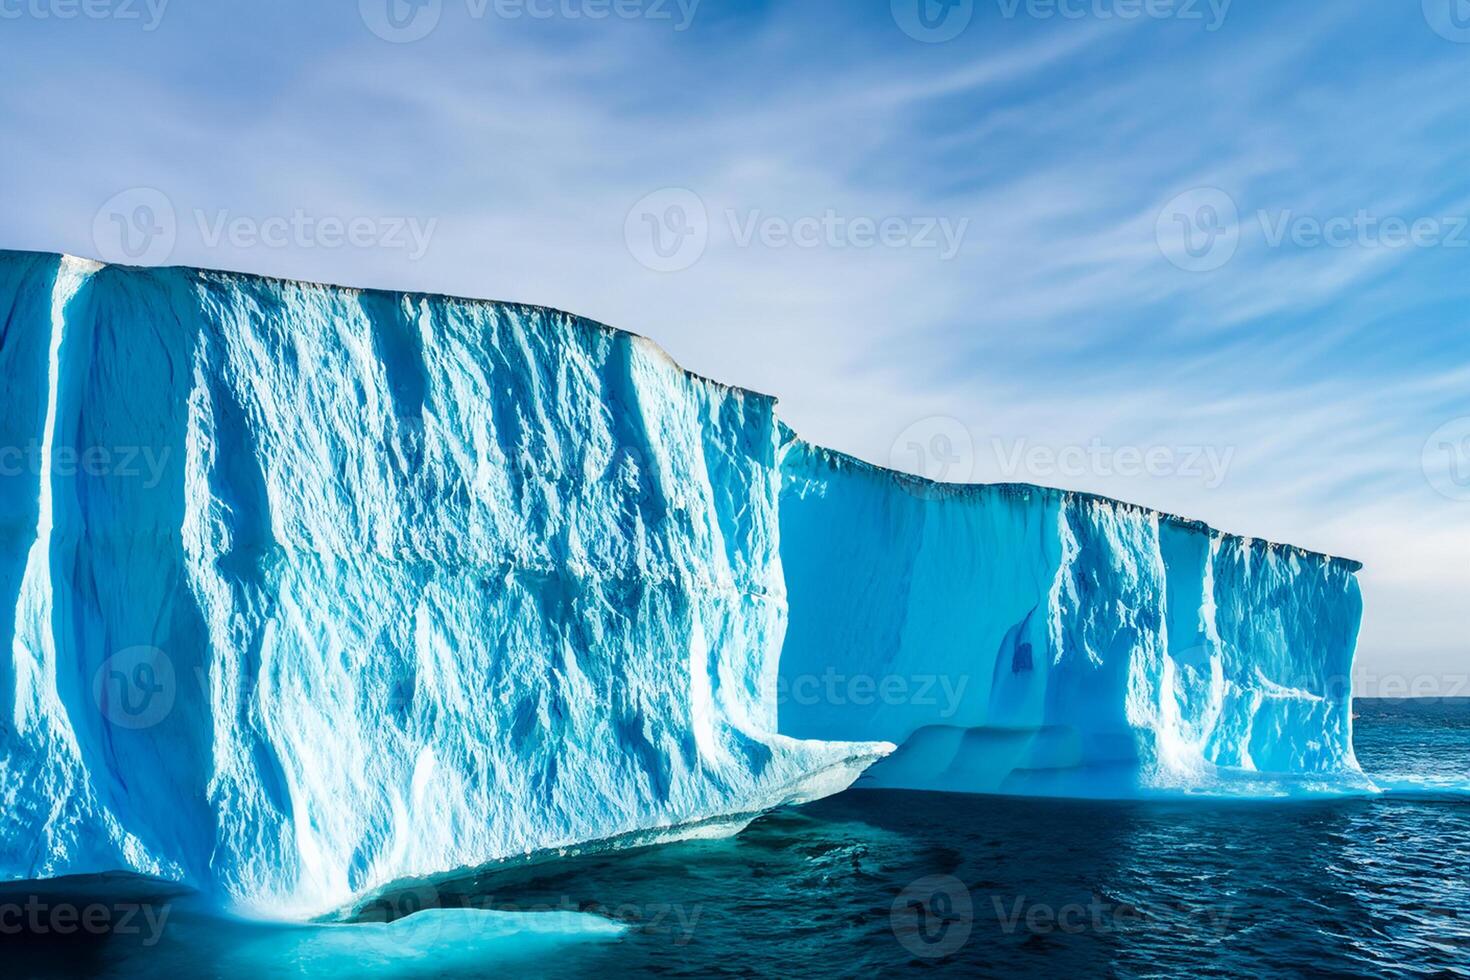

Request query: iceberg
[{"left": 0, "top": 250, "right": 1367, "bottom": 920}]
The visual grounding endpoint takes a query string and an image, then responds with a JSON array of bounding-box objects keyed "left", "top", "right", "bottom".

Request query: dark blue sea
[{"left": 7, "top": 699, "right": 1469, "bottom": 978}]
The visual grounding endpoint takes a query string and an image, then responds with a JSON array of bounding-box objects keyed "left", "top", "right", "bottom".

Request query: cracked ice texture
[{"left": 0, "top": 252, "right": 886, "bottom": 918}]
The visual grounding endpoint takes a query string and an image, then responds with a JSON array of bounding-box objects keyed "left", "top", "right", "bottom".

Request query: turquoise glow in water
[{"left": 6, "top": 699, "right": 1469, "bottom": 978}]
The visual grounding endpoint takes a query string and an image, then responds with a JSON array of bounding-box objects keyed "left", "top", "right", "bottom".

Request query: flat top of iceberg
[{"left": 8, "top": 248, "right": 1360, "bottom": 572}]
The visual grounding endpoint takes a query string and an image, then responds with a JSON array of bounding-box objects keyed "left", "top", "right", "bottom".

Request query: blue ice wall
[
  {"left": 0, "top": 253, "right": 886, "bottom": 918},
  {"left": 776, "top": 439, "right": 1367, "bottom": 798},
  {"left": 0, "top": 250, "right": 1369, "bottom": 920}
]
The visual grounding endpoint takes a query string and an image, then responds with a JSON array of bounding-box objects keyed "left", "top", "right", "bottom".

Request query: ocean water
[{"left": 6, "top": 699, "right": 1468, "bottom": 978}]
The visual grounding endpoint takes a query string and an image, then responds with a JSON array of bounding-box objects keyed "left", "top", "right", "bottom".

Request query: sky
[{"left": 1, "top": 0, "right": 1466, "bottom": 694}]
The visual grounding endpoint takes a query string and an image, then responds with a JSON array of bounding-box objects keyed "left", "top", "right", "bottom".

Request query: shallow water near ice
[{"left": 6, "top": 698, "right": 1468, "bottom": 978}]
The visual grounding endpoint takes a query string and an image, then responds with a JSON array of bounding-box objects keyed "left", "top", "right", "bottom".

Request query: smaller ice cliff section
[{"left": 776, "top": 441, "right": 1367, "bottom": 798}]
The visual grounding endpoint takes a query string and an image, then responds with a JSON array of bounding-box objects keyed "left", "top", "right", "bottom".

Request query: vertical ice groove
[
  {"left": 12, "top": 257, "right": 96, "bottom": 734},
  {"left": 2, "top": 256, "right": 179, "bottom": 884}
]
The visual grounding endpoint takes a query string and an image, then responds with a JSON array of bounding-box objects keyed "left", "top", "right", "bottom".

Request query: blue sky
[{"left": 2, "top": 0, "right": 1467, "bottom": 690}]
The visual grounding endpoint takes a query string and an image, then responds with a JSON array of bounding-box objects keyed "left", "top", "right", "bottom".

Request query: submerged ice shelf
[{"left": 0, "top": 251, "right": 1367, "bottom": 919}]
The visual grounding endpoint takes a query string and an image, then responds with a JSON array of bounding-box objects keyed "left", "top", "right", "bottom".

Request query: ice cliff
[
  {"left": 0, "top": 250, "right": 1366, "bottom": 919},
  {"left": 776, "top": 443, "right": 1367, "bottom": 798},
  {"left": 0, "top": 251, "right": 887, "bottom": 919}
]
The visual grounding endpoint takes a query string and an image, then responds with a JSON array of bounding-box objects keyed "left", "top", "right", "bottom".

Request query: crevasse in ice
[{"left": 0, "top": 251, "right": 1366, "bottom": 919}]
